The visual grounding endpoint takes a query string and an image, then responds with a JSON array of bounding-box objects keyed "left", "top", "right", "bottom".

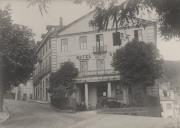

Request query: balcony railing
[
  {"left": 78, "top": 69, "right": 119, "bottom": 78},
  {"left": 93, "top": 45, "right": 107, "bottom": 54}
]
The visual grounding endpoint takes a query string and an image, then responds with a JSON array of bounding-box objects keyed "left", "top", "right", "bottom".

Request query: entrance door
[{"left": 97, "top": 84, "right": 107, "bottom": 97}]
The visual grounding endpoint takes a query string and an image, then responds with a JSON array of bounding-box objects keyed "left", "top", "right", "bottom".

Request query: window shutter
[
  {"left": 113, "top": 32, "right": 121, "bottom": 46},
  {"left": 134, "top": 30, "right": 139, "bottom": 40}
]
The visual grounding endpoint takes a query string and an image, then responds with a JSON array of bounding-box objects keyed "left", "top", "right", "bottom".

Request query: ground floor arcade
[{"left": 74, "top": 81, "right": 129, "bottom": 109}]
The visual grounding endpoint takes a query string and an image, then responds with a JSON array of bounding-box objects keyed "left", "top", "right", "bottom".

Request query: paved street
[
  {"left": 0, "top": 100, "right": 87, "bottom": 128},
  {"left": 0, "top": 100, "right": 177, "bottom": 128},
  {"left": 70, "top": 114, "right": 175, "bottom": 128}
]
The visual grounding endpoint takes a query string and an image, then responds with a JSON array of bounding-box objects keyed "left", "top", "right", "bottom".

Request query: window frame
[
  {"left": 96, "top": 34, "right": 104, "bottom": 47},
  {"left": 79, "top": 36, "right": 87, "bottom": 50},
  {"left": 96, "top": 59, "right": 105, "bottom": 71},
  {"left": 80, "top": 60, "right": 88, "bottom": 73},
  {"left": 61, "top": 38, "right": 68, "bottom": 52}
]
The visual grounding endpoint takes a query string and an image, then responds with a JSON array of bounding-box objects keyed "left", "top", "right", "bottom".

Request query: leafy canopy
[
  {"left": 0, "top": 7, "right": 35, "bottom": 88},
  {"left": 29, "top": 0, "right": 180, "bottom": 39},
  {"left": 112, "top": 40, "right": 162, "bottom": 87},
  {"left": 49, "top": 61, "right": 78, "bottom": 96},
  {"left": 90, "top": 0, "right": 180, "bottom": 39}
]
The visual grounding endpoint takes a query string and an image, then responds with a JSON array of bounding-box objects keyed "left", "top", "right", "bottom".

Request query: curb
[{"left": 0, "top": 106, "right": 10, "bottom": 124}]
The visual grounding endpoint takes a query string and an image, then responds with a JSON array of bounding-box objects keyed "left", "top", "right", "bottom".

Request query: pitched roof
[
  {"left": 35, "top": 10, "right": 95, "bottom": 53},
  {"left": 36, "top": 9, "right": 156, "bottom": 53},
  {"left": 51, "top": 10, "right": 95, "bottom": 36}
]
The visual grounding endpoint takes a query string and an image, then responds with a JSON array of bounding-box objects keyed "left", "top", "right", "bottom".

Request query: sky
[{"left": 0, "top": 0, "right": 180, "bottom": 61}]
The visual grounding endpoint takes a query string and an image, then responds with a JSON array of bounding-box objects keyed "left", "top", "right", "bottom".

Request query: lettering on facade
[{"left": 76, "top": 54, "right": 91, "bottom": 60}]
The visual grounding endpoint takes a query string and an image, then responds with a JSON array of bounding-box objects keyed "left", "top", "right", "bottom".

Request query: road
[
  {"left": 0, "top": 100, "right": 87, "bottom": 128},
  {"left": 0, "top": 99, "right": 176, "bottom": 128}
]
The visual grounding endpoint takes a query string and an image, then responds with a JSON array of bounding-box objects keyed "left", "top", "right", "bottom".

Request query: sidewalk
[{"left": 0, "top": 106, "right": 9, "bottom": 124}]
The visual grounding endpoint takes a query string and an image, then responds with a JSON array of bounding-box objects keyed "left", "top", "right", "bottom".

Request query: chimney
[{"left": 59, "top": 17, "right": 63, "bottom": 27}]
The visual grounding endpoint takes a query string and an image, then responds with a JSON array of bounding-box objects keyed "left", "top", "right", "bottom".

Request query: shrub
[
  {"left": 51, "top": 95, "right": 72, "bottom": 109},
  {"left": 76, "top": 103, "right": 87, "bottom": 111}
]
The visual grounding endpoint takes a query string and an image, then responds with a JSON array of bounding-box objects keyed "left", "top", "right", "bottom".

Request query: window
[
  {"left": 49, "top": 40, "right": 51, "bottom": 49},
  {"left": 163, "top": 90, "right": 168, "bottom": 97},
  {"left": 80, "top": 60, "right": 88, "bottom": 73},
  {"left": 134, "top": 29, "right": 142, "bottom": 41},
  {"left": 43, "top": 45, "right": 45, "bottom": 55},
  {"left": 49, "top": 56, "right": 51, "bottom": 66},
  {"left": 79, "top": 36, "right": 87, "bottom": 50},
  {"left": 42, "top": 62, "right": 44, "bottom": 71},
  {"left": 45, "top": 42, "right": 47, "bottom": 52},
  {"left": 61, "top": 39, "right": 68, "bottom": 52},
  {"left": 134, "top": 30, "right": 139, "bottom": 40},
  {"left": 113, "top": 32, "right": 121, "bottom": 46},
  {"left": 96, "top": 34, "right": 104, "bottom": 47},
  {"left": 42, "top": 80, "right": 44, "bottom": 98},
  {"left": 46, "top": 59, "right": 48, "bottom": 68},
  {"left": 166, "top": 103, "right": 172, "bottom": 110},
  {"left": 96, "top": 59, "right": 105, "bottom": 71}
]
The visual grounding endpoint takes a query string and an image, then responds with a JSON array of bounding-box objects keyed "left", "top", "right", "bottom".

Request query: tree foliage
[
  {"left": 90, "top": 0, "right": 180, "bottom": 39},
  {"left": 29, "top": 0, "right": 180, "bottom": 39},
  {"left": 49, "top": 61, "right": 78, "bottom": 97},
  {"left": 0, "top": 7, "right": 35, "bottom": 89},
  {"left": 27, "top": 0, "right": 50, "bottom": 15},
  {"left": 112, "top": 40, "right": 162, "bottom": 87}
]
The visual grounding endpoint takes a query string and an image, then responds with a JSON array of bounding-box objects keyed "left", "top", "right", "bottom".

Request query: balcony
[
  {"left": 93, "top": 45, "right": 107, "bottom": 54},
  {"left": 76, "top": 69, "right": 120, "bottom": 83}
]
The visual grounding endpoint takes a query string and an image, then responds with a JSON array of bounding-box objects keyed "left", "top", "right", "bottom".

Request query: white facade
[
  {"left": 159, "top": 82, "right": 176, "bottom": 118},
  {"left": 11, "top": 79, "right": 33, "bottom": 101},
  {"left": 33, "top": 11, "right": 157, "bottom": 108}
]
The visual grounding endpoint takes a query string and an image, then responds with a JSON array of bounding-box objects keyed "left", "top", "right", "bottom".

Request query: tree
[
  {"left": 0, "top": 7, "right": 35, "bottom": 111},
  {"left": 49, "top": 61, "right": 78, "bottom": 98},
  {"left": 112, "top": 40, "right": 162, "bottom": 105},
  {"left": 89, "top": 0, "right": 180, "bottom": 40},
  {"left": 30, "top": 0, "right": 180, "bottom": 39}
]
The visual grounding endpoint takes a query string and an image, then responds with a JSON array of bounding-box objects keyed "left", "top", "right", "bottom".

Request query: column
[
  {"left": 85, "top": 83, "right": 88, "bottom": 109},
  {"left": 107, "top": 82, "right": 112, "bottom": 98},
  {"left": 15, "top": 87, "right": 18, "bottom": 101}
]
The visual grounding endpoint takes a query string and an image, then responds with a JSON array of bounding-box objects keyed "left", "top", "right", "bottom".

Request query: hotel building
[{"left": 33, "top": 11, "right": 157, "bottom": 108}]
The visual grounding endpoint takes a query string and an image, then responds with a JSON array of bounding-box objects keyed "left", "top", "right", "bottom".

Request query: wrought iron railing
[{"left": 93, "top": 45, "right": 107, "bottom": 54}]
